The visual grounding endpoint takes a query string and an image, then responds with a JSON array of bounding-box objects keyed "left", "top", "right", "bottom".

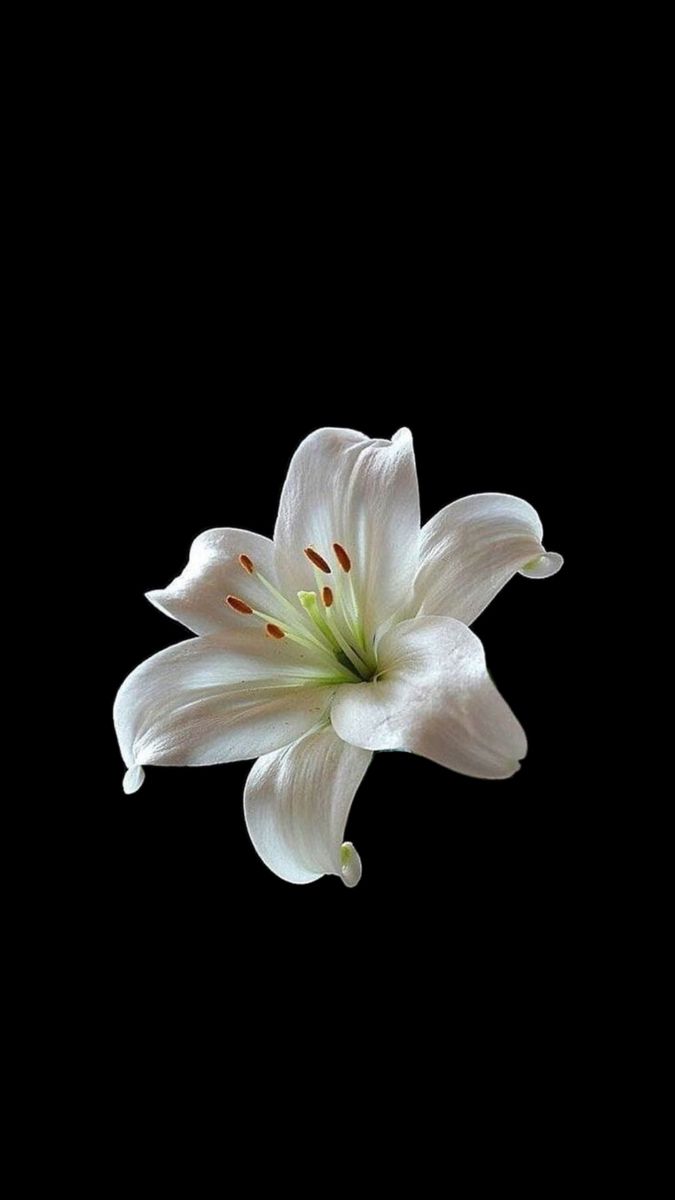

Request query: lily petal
[
  {"left": 244, "top": 726, "right": 372, "bottom": 886},
  {"left": 414, "top": 493, "right": 563, "bottom": 626},
  {"left": 114, "top": 631, "right": 337, "bottom": 785},
  {"left": 146, "top": 528, "right": 280, "bottom": 636},
  {"left": 273, "top": 427, "right": 420, "bottom": 640},
  {"left": 331, "top": 616, "right": 526, "bottom": 779}
]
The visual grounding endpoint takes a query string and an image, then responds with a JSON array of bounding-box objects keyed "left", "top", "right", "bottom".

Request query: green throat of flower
[{"left": 226, "top": 542, "right": 377, "bottom": 683}]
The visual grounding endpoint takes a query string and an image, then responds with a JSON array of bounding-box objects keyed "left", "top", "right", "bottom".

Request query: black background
[
  {"left": 24, "top": 38, "right": 637, "bottom": 1171},
  {"left": 43, "top": 107, "right": 618, "bottom": 1163},
  {"left": 81, "top": 114, "right": 598, "bottom": 1005}
]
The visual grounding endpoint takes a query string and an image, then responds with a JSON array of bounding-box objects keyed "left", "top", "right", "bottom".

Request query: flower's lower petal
[
  {"left": 331, "top": 616, "right": 526, "bottom": 779},
  {"left": 113, "top": 631, "right": 336, "bottom": 785},
  {"left": 244, "top": 726, "right": 372, "bottom": 886},
  {"left": 414, "top": 494, "right": 563, "bottom": 626},
  {"left": 146, "top": 528, "right": 280, "bottom": 636},
  {"left": 273, "top": 427, "right": 420, "bottom": 640}
]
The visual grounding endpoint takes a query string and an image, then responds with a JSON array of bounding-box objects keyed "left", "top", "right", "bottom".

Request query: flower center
[{"left": 225, "top": 542, "right": 376, "bottom": 683}]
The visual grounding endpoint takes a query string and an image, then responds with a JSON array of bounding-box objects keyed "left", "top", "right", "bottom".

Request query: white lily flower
[{"left": 114, "top": 427, "right": 562, "bottom": 887}]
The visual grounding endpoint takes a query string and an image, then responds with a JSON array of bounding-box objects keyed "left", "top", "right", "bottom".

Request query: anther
[
  {"left": 226, "top": 595, "right": 254, "bottom": 615},
  {"left": 266, "top": 623, "right": 285, "bottom": 639},
  {"left": 304, "top": 547, "right": 331, "bottom": 573},
  {"left": 239, "top": 553, "right": 254, "bottom": 574},
  {"left": 322, "top": 586, "right": 333, "bottom": 608},
  {"left": 333, "top": 543, "right": 351, "bottom": 572}
]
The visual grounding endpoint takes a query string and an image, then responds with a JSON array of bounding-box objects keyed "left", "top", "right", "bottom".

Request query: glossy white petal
[
  {"left": 146, "top": 528, "right": 280, "bottom": 636},
  {"left": 273, "top": 426, "right": 420, "bottom": 640},
  {"left": 414, "top": 493, "right": 563, "bottom": 626},
  {"left": 331, "top": 616, "right": 526, "bottom": 779},
  {"left": 244, "top": 726, "right": 372, "bottom": 886},
  {"left": 114, "top": 631, "right": 336, "bottom": 784}
]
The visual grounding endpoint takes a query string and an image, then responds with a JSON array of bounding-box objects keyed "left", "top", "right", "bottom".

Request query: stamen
[
  {"left": 304, "top": 547, "right": 331, "bottom": 573},
  {"left": 239, "top": 553, "right": 254, "bottom": 574},
  {"left": 324, "top": 604, "right": 372, "bottom": 679},
  {"left": 226, "top": 595, "right": 254, "bottom": 615},
  {"left": 322, "top": 586, "right": 333, "bottom": 608},
  {"left": 224, "top": 585, "right": 355, "bottom": 681},
  {"left": 333, "top": 543, "right": 351, "bottom": 572}
]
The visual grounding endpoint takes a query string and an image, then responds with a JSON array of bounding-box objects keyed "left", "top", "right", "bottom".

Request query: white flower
[{"left": 114, "top": 427, "right": 562, "bottom": 887}]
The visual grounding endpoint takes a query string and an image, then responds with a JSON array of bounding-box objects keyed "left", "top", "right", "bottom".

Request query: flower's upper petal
[
  {"left": 146, "top": 528, "right": 280, "bottom": 636},
  {"left": 414, "top": 493, "right": 563, "bottom": 626},
  {"left": 113, "top": 630, "right": 336, "bottom": 787},
  {"left": 244, "top": 725, "right": 372, "bottom": 886},
  {"left": 273, "top": 427, "right": 420, "bottom": 640},
  {"left": 331, "top": 616, "right": 526, "bottom": 779}
]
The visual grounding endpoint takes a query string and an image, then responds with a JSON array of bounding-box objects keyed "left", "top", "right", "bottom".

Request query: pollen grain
[
  {"left": 304, "top": 547, "right": 331, "bottom": 573},
  {"left": 333, "top": 543, "right": 351, "bottom": 572},
  {"left": 226, "top": 595, "right": 254, "bottom": 615}
]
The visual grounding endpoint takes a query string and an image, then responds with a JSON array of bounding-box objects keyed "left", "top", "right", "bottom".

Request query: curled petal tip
[
  {"left": 340, "top": 841, "right": 362, "bottom": 888},
  {"left": 393, "top": 426, "right": 413, "bottom": 444},
  {"left": 123, "top": 765, "right": 145, "bottom": 794},
  {"left": 519, "top": 551, "right": 563, "bottom": 579}
]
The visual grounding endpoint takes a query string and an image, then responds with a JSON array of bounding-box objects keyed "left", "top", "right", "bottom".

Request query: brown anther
[
  {"left": 333, "top": 542, "right": 351, "bottom": 572},
  {"left": 239, "top": 553, "right": 254, "bottom": 574},
  {"left": 226, "top": 595, "right": 254, "bottom": 615},
  {"left": 322, "top": 586, "right": 334, "bottom": 608},
  {"left": 266, "top": 623, "right": 285, "bottom": 639},
  {"left": 304, "top": 547, "right": 331, "bottom": 573}
]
